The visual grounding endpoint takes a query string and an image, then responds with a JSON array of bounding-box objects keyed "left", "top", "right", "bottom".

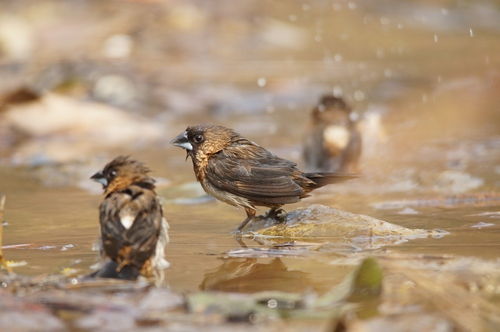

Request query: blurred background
[{"left": 0, "top": 0, "right": 499, "bottom": 291}]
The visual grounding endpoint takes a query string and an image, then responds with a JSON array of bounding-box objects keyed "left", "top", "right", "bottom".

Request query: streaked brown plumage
[
  {"left": 90, "top": 156, "right": 169, "bottom": 280},
  {"left": 303, "top": 95, "right": 362, "bottom": 173},
  {"left": 171, "top": 125, "right": 356, "bottom": 231}
]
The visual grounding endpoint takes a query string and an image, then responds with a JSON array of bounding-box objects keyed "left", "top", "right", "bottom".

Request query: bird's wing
[
  {"left": 99, "top": 186, "right": 162, "bottom": 268},
  {"left": 205, "top": 143, "right": 308, "bottom": 204}
]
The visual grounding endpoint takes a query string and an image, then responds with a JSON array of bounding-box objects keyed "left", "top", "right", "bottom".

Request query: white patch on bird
[
  {"left": 95, "top": 178, "right": 108, "bottom": 186},
  {"left": 323, "top": 125, "right": 350, "bottom": 149},
  {"left": 178, "top": 141, "right": 193, "bottom": 151},
  {"left": 120, "top": 215, "right": 135, "bottom": 229}
]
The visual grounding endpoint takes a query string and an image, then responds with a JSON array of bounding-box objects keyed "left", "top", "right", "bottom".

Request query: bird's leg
[
  {"left": 265, "top": 207, "right": 287, "bottom": 223},
  {"left": 236, "top": 207, "right": 256, "bottom": 232}
]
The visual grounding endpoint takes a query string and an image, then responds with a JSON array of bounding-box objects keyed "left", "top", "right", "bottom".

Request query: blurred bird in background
[
  {"left": 171, "top": 124, "right": 356, "bottom": 232},
  {"left": 303, "top": 95, "right": 362, "bottom": 173},
  {"left": 90, "top": 156, "right": 169, "bottom": 282}
]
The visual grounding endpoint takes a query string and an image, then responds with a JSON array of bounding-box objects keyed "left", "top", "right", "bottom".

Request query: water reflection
[{"left": 200, "top": 258, "right": 312, "bottom": 293}]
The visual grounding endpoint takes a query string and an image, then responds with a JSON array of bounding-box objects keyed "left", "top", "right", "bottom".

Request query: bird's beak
[
  {"left": 170, "top": 131, "right": 193, "bottom": 151},
  {"left": 90, "top": 171, "right": 108, "bottom": 187}
]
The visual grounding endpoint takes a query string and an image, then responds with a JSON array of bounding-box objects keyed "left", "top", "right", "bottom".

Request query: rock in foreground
[{"left": 246, "top": 205, "right": 447, "bottom": 249}]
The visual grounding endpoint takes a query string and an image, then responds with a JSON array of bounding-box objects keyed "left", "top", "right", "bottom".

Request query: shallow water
[
  {"left": 1, "top": 0, "right": 500, "bottom": 307},
  {"left": 2, "top": 131, "right": 499, "bottom": 294}
]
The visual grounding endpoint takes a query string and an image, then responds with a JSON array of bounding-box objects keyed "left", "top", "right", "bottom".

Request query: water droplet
[
  {"left": 469, "top": 28, "right": 474, "bottom": 37},
  {"left": 434, "top": 34, "right": 439, "bottom": 43},
  {"left": 353, "top": 90, "right": 365, "bottom": 101},
  {"left": 257, "top": 77, "right": 267, "bottom": 87},
  {"left": 333, "top": 86, "right": 343, "bottom": 97},
  {"left": 267, "top": 299, "right": 278, "bottom": 309},
  {"left": 70, "top": 278, "right": 79, "bottom": 285}
]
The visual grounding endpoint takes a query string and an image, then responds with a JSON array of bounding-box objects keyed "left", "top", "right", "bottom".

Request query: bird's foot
[{"left": 265, "top": 208, "right": 287, "bottom": 223}]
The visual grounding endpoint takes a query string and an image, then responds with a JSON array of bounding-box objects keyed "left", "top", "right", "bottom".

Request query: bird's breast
[{"left": 199, "top": 177, "right": 252, "bottom": 209}]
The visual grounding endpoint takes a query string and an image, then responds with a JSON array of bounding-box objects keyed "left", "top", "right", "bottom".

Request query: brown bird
[
  {"left": 303, "top": 95, "right": 362, "bottom": 173},
  {"left": 90, "top": 156, "right": 169, "bottom": 281},
  {"left": 171, "top": 125, "right": 356, "bottom": 232}
]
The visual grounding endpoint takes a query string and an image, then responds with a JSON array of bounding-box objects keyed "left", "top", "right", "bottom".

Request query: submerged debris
[{"left": 1, "top": 255, "right": 499, "bottom": 331}]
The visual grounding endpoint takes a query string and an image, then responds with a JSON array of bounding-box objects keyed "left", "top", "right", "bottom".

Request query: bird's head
[
  {"left": 312, "top": 95, "right": 353, "bottom": 126},
  {"left": 91, "top": 156, "right": 153, "bottom": 194},
  {"left": 171, "top": 125, "right": 239, "bottom": 159}
]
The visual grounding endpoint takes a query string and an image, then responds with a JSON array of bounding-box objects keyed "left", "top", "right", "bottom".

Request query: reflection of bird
[
  {"left": 171, "top": 125, "right": 356, "bottom": 231},
  {"left": 90, "top": 156, "right": 169, "bottom": 281},
  {"left": 303, "top": 95, "right": 362, "bottom": 173},
  {"left": 200, "top": 258, "right": 313, "bottom": 293}
]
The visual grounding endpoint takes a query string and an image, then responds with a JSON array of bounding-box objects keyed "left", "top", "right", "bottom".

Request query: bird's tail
[{"left": 305, "top": 172, "right": 358, "bottom": 189}]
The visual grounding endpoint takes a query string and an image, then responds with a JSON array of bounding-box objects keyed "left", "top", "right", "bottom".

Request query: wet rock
[
  {"left": 138, "top": 288, "right": 184, "bottom": 312},
  {"left": 248, "top": 205, "right": 446, "bottom": 249},
  {"left": 0, "top": 291, "right": 65, "bottom": 331},
  {"left": 76, "top": 310, "right": 137, "bottom": 331},
  {"left": 260, "top": 18, "right": 307, "bottom": 49},
  {"left": 0, "top": 15, "right": 34, "bottom": 61},
  {"left": 397, "top": 207, "right": 418, "bottom": 215},
  {"left": 1, "top": 93, "right": 164, "bottom": 164},
  {"left": 102, "top": 34, "right": 133, "bottom": 59},
  {"left": 93, "top": 74, "right": 137, "bottom": 106},
  {"left": 435, "top": 170, "right": 483, "bottom": 194},
  {"left": 346, "top": 313, "right": 454, "bottom": 332}
]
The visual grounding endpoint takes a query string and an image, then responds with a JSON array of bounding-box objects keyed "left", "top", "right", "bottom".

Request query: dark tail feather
[{"left": 305, "top": 172, "right": 358, "bottom": 188}]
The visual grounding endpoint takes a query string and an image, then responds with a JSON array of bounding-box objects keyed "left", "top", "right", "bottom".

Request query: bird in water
[
  {"left": 171, "top": 124, "right": 356, "bottom": 232},
  {"left": 303, "top": 95, "right": 362, "bottom": 173},
  {"left": 90, "top": 156, "right": 169, "bottom": 281}
]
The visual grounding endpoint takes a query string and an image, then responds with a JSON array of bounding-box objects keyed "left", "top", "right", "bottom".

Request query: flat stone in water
[{"left": 247, "top": 205, "right": 447, "bottom": 249}]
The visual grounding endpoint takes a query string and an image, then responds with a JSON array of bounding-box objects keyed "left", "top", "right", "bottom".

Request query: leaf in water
[
  {"left": 348, "top": 257, "right": 383, "bottom": 302},
  {"left": 315, "top": 257, "right": 383, "bottom": 308}
]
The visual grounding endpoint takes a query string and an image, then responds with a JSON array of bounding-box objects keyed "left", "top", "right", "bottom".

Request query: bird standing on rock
[
  {"left": 171, "top": 125, "right": 356, "bottom": 232},
  {"left": 90, "top": 156, "right": 169, "bottom": 281}
]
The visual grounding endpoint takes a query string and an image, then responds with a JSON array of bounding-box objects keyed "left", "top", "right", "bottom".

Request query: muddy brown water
[
  {"left": 1, "top": 0, "right": 500, "bottom": 300},
  {"left": 2, "top": 121, "right": 499, "bottom": 295}
]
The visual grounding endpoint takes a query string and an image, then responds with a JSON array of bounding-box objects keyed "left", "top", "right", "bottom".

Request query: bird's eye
[
  {"left": 193, "top": 134, "right": 204, "bottom": 143},
  {"left": 109, "top": 170, "right": 117, "bottom": 178}
]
